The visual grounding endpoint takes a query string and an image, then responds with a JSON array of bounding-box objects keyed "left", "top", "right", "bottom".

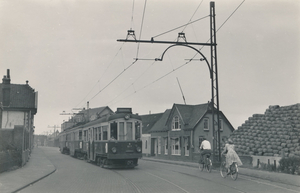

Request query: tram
[{"left": 59, "top": 108, "right": 142, "bottom": 168}]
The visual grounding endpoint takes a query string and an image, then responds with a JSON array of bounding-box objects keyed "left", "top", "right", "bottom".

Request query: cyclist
[
  {"left": 221, "top": 138, "right": 243, "bottom": 174},
  {"left": 199, "top": 137, "right": 212, "bottom": 164}
]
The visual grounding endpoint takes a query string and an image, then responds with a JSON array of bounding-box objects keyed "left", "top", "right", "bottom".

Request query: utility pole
[{"left": 117, "top": 1, "right": 221, "bottom": 162}]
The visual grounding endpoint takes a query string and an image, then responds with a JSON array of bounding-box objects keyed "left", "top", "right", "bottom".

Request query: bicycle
[
  {"left": 199, "top": 153, "right": 212, "bottom": 173},
  {"left": 220, "top": 155, "right": 238, "bottom": 180}
]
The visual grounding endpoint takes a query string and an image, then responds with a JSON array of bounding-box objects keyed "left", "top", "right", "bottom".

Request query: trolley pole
[{"left": 117, "top": 1, "right": 221, "bottom": 162}]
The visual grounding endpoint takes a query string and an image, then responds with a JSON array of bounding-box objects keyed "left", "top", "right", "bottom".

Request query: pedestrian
[
  {"left": 221, "top": 138, "right": 242, "bottom": 171},
  {"left": 199, "top": 137, "right": 212, "bottom": 164}
]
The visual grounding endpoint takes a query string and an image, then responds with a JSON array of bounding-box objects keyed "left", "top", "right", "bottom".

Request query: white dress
[{"left": 225, "top": 144, "right": 243, "bottom": 168}]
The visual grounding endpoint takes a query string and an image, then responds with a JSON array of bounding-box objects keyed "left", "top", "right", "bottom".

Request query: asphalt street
[{"left": 16, "top": 147, "right": 300, "bottom": 193}]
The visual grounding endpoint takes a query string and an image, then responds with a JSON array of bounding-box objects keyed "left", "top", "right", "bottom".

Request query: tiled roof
[
  {"left": 0, "top": 83, "right": 37, "bottom": 109},
  {"left": 174, "top": 103, "right": 209, "bottom": 129},
  {"left": 149, "top": 109, "right": 171, "bottom": 133},
  {"left": 141, "top": 113, "right": 164, "bottom": 134}
]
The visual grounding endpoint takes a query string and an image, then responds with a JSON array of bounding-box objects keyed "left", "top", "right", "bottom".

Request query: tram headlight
[
  {"left": 136, "top": 146, "right": 142, "bottom": 153},
  {"left": 111, "top": 147, "right": 117, "bottom": 153}
]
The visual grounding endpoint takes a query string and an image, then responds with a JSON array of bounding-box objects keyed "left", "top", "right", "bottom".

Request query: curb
[{"left": 11, "top": 168, "right": 57, "bottom": 193}]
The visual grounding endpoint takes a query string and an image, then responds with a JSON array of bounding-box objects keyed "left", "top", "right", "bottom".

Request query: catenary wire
[
  {"left": 181, "top": 0, "right": 204, "bottom": 33},
  {"left": 74, "top": 42, "right": 125, "bottom": 108},
  {"left": 152, "top": 15, "right": 210, "bottom": 39},
  {"left": 135, "top": 0, "right": 148, "bottom": 59},
  {"left": 107, "top": 0, "right": 246, "bottom": 106}
]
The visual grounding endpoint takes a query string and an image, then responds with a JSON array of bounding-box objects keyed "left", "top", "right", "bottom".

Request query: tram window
[
  {"left": 110, "top": 122, "right": 118, "bottom": 140},
  {"left": 94, "top": 127, "right": 97, "bottom": 141},
  {"left": 119, "top": 122, "right": 125, "bottom": 140},
  {"left": 135, "top": 122, "right": 141, "bottom": 140},
  {"left": 102, "top": 126, "right": 108, "bottom": 140},
  {"left": 126, "top": 122, "right": 133, "bottom": 140},
  {"left": 98, "top": 127, "right": 101, "bottom": 141},
  {"left": 79, "top": 131, "right": 82, "bottom": 140},
  {"left": 84, "top": 130, "right": 87, "bottom": 141}
]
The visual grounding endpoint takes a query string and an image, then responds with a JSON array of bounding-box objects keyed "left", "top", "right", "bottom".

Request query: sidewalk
[
  {"left": 0, "top": 147, "right": 56, "bottom": 193},
  {"left": 141, "top": 157, "right": 300, "bottom": 187}
]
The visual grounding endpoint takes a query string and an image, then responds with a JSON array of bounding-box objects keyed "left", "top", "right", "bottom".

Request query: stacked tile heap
[{"left": 230, "top": 104, "right": 300, "bottom": 157}]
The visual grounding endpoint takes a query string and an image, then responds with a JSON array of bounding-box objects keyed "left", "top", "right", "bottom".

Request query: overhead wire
[
  {"left": 130, "top": 0, "right": 135, "bottom": 30},
  {"left": 152, "top": 15, "right": 210, "bottom": 39},
  {"left": 75, "top": 42, "right": 125, "bottom": 108},
  {"left": 135, "top": 0, "right": 148, "bottom": 59},
  {"left": 107, "top": 0, "right": 246, "bottom": 106},
  {"left": 77, "top": 0, "right": 144, "bottom": 106},
  {"left": 181, "top": 0, "right": 204, "bottom": 32},
  {"left": 107, "top": 1, "right": 206, "bottom": 105}
]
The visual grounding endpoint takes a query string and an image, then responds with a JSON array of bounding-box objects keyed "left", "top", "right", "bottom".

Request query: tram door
[{"left": 88, "top": 128, "right": 94, "bottom": 161}]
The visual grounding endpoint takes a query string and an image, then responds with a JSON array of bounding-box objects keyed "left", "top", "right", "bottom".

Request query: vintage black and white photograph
[{"left": 0, "top": 0, "right": 299, "bottom": 192}]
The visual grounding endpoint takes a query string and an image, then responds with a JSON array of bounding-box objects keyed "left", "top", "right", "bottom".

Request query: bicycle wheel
[
  {"left": 230, "top": 163, "right": 238, "bottom": 180},
  {"left": 205, "top": 158, "right": 212, "bottom": 173},
  {"left": 220, "top": 161, "right": 227, "bottom": 178}
]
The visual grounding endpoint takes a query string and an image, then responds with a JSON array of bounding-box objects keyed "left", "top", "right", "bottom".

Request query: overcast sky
[{"left": 0, "top": 0, "right": 299, "bottom": 135}]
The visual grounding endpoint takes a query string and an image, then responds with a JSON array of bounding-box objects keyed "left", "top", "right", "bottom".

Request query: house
[
  {"left": 140, "top": 112, "right": 163, "bottom": 156},
  {"left": 61, "top": 106, "right": 113, "bottom": 131},
  {"left": 0, "top": 69, "right": 38, "bottom": 168},
  {"left": 148, "top": 103, "right": 234, "bottom": 162}
]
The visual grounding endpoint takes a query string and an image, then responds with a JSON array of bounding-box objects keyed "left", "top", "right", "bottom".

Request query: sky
[{"left": 0, "top": 0, "right": 299, "bottom": 135}]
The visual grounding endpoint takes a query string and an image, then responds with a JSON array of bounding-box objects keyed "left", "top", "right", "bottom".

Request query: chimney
[
  {"left": 2, "top": 69, "right": 11, "bottom": 84},
  {"left": 2, "top": 69, "right": 11, "bottom": 106}
]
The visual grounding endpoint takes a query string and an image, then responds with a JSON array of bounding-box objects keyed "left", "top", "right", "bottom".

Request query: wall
[
  {"left": 142, "top": 134, "right": 151, "bottom": 156},
  {"left": 251, "top": 155, "right": 281, "bottom": 168},
  {"left": 1, "top": 111, "right": 24, "bottom": 129}
]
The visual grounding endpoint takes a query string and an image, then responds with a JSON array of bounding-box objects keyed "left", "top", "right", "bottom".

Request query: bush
[{"left": 279, "top": 157, "right": 300, "bottom": 175}]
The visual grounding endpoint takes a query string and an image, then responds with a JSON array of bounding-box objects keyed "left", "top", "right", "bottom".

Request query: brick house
[
  {"left": 148, "top": 103, "right": 234, "bottom": 162},
  {"left": 0, "top": 69, "right": 38, "bottom": 168}
]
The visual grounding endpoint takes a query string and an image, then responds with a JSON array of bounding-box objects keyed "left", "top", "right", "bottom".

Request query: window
[
  {"left": 145, "top": 140, "right": 147, "bottom": 149},
  {"left": 98, "top": 127, "right": 101, "bottom": 141},
  {"left": 164, "top": 138, "right": 168, "bottom": 155},
  {"left": 126, "top": 122, "right": 133, "bottom": 140},
  {"left": 110, "top": 122, "right": 118, "bottom": 140},
  {"left": 219, "top": 119, "right": 223, "bottom": 131},
  {"left": 184, "top": 137, "right": 189, "bottom": 156},
  {"left": 94, "top": 127, "right": 97, "bottom": 141},
  {"left": 84, "top": 130, "right": 87, "bottom": 141},
  {"left": 199, "top": 136, "right": 204, "bottom": 147},
  {"left": 171, "top": 137, "right": 181, "bottom": 155},
  {"left": 79, "top": 131, "right": 82, "bottom": 140},
  {"left": 172, "top": 116, "right": 181, "bottom": 130},
  {"left": 204, "top": 118, "right": 209, "bottom": 131},
  {"left": 119, "top": 122, "right": 125, "bottom": 140},
  {"left": 158, "top": 137, "right": 161, "bottom": 154},
  {"left": 102, "top": 126, "right": 108, "bottom": 140},
  {"left": 135, "top": 122, "right": 141, "bottom": 140}
]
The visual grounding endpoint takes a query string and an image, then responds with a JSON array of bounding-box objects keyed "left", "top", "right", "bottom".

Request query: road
[{"left": 19, "top": 147, "right": 300, "bottom": 193}]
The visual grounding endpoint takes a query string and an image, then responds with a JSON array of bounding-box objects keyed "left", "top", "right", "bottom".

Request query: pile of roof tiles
[{"left": 230, "top": 103, "right": 300, "bottom": 157}]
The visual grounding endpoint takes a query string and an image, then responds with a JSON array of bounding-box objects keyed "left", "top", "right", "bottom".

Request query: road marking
[
  {"left": 146, "top": 172, "right": 190, "bottom": 193},
  {"left": 240, "top": 176, "right": 300, "bottom": 193}
]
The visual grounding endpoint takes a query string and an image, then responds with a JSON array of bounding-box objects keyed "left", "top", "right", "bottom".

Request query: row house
[{"left": 146, "top": 103, "right": 234, "bottom": 162}]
